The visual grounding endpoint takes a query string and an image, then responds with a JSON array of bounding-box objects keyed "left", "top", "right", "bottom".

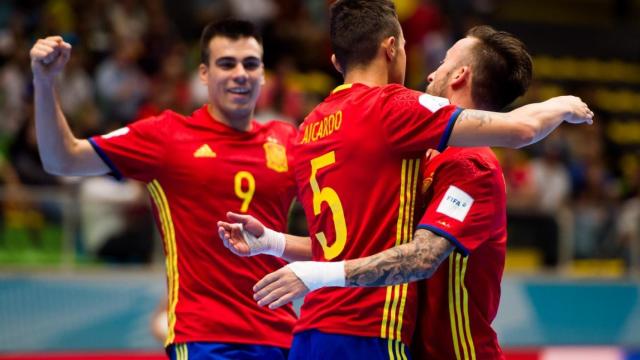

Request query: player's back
[{"left": 292, "top": 83, "right": 461, "bottom": 345}]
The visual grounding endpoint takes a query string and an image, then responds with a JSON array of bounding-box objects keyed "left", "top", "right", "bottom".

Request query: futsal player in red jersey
[
  {"left": 30, "top": 20, "right": 301, "bottom": 359},
  {"left": 407, "top": 25, "right": 534, "bottom": 359}
]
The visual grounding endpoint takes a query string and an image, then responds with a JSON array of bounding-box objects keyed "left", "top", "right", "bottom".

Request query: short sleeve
[
  {"left": 89, "top": 112, "right": 171, "bottom": 182},
  {"left": 378, "top": 85, "right": 462, "bottom": 155},
  {"left": 417, "top": 155, "right": 502, "bottom": 255}
]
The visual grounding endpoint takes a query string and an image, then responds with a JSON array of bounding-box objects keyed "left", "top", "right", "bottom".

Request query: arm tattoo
[
  {"left": 345, "top": 229, "right": 456, "bottom": 287},
  {"left": 458, "top": 109, "right": 498, "bottom": 128}
]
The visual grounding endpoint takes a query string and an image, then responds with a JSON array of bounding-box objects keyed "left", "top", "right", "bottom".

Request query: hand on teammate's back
[
  {"left": 29, "top": 36, "right": 72, "bottom": 81},
  {"left": 546, "top": 95, "right": 595, "bottom": 124}
]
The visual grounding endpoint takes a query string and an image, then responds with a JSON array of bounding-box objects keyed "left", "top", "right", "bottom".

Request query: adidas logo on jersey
[{"left": 194, "top": 144, "right": 217, "bottom": 158}]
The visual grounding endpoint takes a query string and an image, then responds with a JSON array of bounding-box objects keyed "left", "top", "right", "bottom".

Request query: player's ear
[
  {"left": 198, "top": 63, "right": 209, "bottom": 85},
  {"left": 382, "top": 36, "right": 396, "bottom": 62},
  {"left": 331, "top": 54, "right": 343, "bottom": 76},
  {"left": 450, "top": 65, "right": 470, "bottom": 90}
]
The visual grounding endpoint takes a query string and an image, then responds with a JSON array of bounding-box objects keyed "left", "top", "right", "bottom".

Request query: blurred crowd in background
[{"left": 0, "top": 0, "right": 638, "bottom": 274}]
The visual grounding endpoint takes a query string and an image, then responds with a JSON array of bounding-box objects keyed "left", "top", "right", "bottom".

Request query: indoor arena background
[{"left": 0, "top": 0, "right": 639, "bottom": 359}]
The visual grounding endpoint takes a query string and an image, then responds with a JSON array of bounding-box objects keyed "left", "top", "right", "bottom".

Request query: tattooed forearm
[
  {"left": 345, "top": 229, "right": 455, "bottom": 287},
  {"left": 457, "top": 109, "right": 504, "bottom": 128}
]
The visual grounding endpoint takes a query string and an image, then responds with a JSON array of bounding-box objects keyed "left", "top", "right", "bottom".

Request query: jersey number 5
[
  {"left": 234, "top": 171, "right": 255, "bottom": 213},
  {"left": 310, "top": 151, "right": 347, "bottom": 260}
]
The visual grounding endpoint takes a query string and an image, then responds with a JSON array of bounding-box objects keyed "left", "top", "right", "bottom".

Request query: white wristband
[
  {"left": 286, "top": 261, "right": 345, "bottom": 291},
  {"left": 242, "top": 225, "right": 286, "bottom": 257}
]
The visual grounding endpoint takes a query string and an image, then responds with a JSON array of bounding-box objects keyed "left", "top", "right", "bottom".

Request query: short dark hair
[
  {"left": 330, "top": 0, "right": 400, "bottom": 73},
  {"left": 466, "top": 26, "right": 533, "bottom": 110},
  {"left": 200, "top": 19, "right": 262, "bottom": 65}
]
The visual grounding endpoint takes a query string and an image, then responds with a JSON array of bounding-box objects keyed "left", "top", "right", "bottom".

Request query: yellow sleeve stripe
[
  {"left": 381, "top": 158, "right": 420, "bottom": 360},
  {"left": 148, "top": 180, "right": 180, "bottom": 347},
  {"left": 448, "top": 253, "right": 476, "bottom": 360}
]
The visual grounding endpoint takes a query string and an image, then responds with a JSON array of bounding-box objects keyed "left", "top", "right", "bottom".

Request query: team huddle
[{"left": 30, "top": 0, "right": 593, "bottom": 359}]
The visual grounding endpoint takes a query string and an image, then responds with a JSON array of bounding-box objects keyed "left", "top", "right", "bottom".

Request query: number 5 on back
[{"left": 309, "top": 151, "right": 347, "bottom": 260}]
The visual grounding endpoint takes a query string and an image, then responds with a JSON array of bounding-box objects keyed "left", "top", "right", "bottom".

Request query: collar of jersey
[
  {"left": 196, "top": 104, "right": 257, "bottom": 134},
  {"left": 331, "top": 83, "right": 354, "bottom": 94}
]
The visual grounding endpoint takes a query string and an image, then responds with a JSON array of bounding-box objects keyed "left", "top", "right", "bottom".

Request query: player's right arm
[
  {"left": 449, "top": 96, "right": 594, "bottom": 149},
  {"left": 30, "top": 36, "right": 109, "bottom": 176}
]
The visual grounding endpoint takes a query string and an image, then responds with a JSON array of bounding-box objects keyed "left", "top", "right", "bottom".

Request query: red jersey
[
  {"left": 89, "top": 105, "right": 297, "bottom": 348},
  {"left": 413, "top": 147, "right": 507, "bottom": 360},
  {"left": 292, "top": 83, "right": 462, "bottom": 347}
]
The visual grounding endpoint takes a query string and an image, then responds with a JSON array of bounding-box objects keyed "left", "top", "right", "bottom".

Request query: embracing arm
[
  {"left": 31, "top": 36, "right": 108, "bottom": 176},
  {"left": 449, "top": 96, "right": 594, "bottom": 149},
  {"left": 345, "top": 228, "right": 454, "bottom": 287}
]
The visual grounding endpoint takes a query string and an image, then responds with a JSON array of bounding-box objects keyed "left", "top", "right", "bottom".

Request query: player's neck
[
  {"left": 343, "top": 65, "right": 395, "bottom": 88},
  {"left": 207, "top": 104, "right": 252, "bottom": 132},
  {"left": 449, "top": 90, "right": 477, "bottom": 110}
]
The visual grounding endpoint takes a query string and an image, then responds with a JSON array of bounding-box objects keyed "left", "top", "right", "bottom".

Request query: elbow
[
  {"left": 509, "top": 122, "right": 537, "bottom": 149},
  {"left": 42, "top": 158, "right": 73, "bottom": 176}
]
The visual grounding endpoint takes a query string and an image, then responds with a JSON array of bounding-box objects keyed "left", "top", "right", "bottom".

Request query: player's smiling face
[{"left": 200, "top": 36, "right": 265, "bottom": 122}]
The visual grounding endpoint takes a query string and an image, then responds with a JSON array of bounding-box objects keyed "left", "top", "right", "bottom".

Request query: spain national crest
[
  {"left": 421, "top": 172, "right": 434, "bottom": 194},
  {"left": 263, "top": 139, "right": 288, "bottom": 173}
]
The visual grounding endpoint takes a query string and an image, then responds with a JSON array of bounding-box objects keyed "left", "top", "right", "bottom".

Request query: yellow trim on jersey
[
  {"left": 448, "top": 255, "right": 462, "bottom": 360},
  {"left": 385, "top": 338, "right": 409, "bottom": 360},
  {"left": 331, "top": 83, "right": 353, "bottom": 94},
  {"left": 148, "top": 180, "right": 179, "bottom": 347},
  {"left": 448, "top": 253, "right": 476, "bottom": 360},
  {"left": 380, "top": 158, "right": 420, "bottom": 358},
  {"left": 461, "top": 256, "right": 476, "bottom": 359}
]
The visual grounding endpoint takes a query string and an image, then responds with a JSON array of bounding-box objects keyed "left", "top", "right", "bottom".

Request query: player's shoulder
[
  {"left": 377, "top": 83, "right": 420, "bottom": 98},
  {"left": 379, "top": 84, "right": 452, "bottom": 113}
]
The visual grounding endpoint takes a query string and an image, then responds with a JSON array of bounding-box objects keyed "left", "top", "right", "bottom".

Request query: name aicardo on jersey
[
  {"left": 292, "top": 83, "right": 462, "bottom": 354},
  {"left": 414, "top": 147, "right": 507, "bottom": 360},
  {"left": 89, "top": 106, "right": 297, "bottom": 348}
]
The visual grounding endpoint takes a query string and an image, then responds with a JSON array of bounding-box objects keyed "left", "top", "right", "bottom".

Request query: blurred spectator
[
  {"left": 573, "top": 157, "right": 618, "bottom": 259},
  {"left": 79, "top": 176, "right": 153, "bottom": 263},
  {"left": 0, "top": 38, "right": 30, "bottom": 137},
  {"left": 255, "top": 58, "right": 305, "bottom": 124},
  {"left": 136, "top": 44, "right": 191, "bottom": 118},
  {"left": 95, "top": 38, "right": 149, "bottom": 124},
  {"left": 108, "top": 0, "right": 148, "bottom": 42},
  {"left": 616, "top": 166, "right": 639, "bottom": 268}
]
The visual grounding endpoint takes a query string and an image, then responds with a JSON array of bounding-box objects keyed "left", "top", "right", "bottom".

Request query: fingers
[
  {"left": 254, "top": 270, "right": 279, "bottom": 293},
  {"left": 253, "top": 271, "right": 299, "bottom": 309},
  {"left": 217, "top": 223, "right": 231, "bottom": 249},
  {"left": 227, "top": 211, "right": 252, "bottom": 224},
  {"left": 217, "top": 221, "right": 252, "bottom": 255}
]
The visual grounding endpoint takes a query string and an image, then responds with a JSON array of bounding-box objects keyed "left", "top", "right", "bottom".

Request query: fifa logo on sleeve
[{"left": 263, "top": 137, "right": 288, "bottom": 173}]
